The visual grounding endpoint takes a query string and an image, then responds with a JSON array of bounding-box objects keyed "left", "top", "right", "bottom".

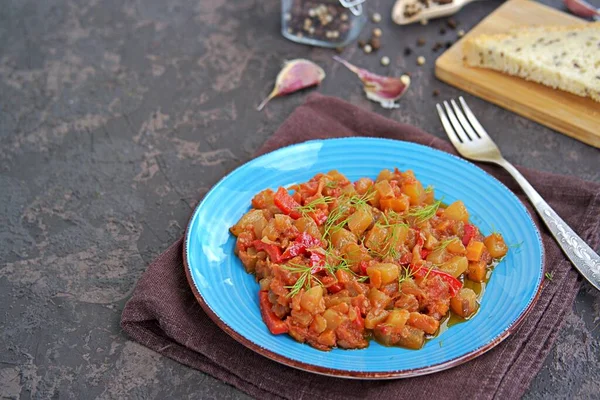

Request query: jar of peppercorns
[{"left": 282, "top": 0, "right": 367, "bottom": 48}]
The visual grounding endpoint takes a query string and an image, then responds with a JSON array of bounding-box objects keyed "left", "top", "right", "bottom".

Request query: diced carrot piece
[
  {"left": 380, "top": 198, "right": 393, "bottom": 210},
  {"left": 369, "top": 269, "right": 382, "bottom": 289},
  {"left": 335, "top": 269, "right": 352, "bottom": 284},
  {"left": 466, "top": 241, "right": 485, "bottom": 262}
]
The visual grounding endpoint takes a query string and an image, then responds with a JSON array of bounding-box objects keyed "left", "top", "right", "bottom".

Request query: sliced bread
[{"left": 463, "top": 23, "right": 600, "bottom": 102}]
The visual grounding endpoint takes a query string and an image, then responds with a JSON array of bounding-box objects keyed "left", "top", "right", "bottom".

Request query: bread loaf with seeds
[{"left": 463, "top": 23, "right": 600, "bottom": 102}]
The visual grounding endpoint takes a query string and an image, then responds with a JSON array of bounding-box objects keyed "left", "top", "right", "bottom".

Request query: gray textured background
[{"left": 1, "top": 0, "right": 598, "bottom": 398}]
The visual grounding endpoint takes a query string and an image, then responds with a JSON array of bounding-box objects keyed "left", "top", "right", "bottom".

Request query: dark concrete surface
[{"left": 0, "top": 0, "right": 598, "bottom": 398}]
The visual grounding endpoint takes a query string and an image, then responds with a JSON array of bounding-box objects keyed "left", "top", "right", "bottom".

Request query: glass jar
[{"left": 281, "top": 0, "right": 367, "bottom": 48}]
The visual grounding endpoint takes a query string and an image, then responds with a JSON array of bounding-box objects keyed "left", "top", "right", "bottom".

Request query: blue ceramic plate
[{"left": 184, "top": 138, "right": 544, "bottom": 379}]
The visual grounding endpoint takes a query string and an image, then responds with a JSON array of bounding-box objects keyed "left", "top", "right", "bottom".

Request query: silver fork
[{"left": 437, "top": 97, "right": 600, "bottom": 291}]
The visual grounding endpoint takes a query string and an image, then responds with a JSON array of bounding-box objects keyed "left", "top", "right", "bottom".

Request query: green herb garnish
[
  {"left": 295, "top": 196, "right": 334, "bottom": 218},
  {"left": 282, "top": 263, "right": 322, "bottom": 298},
  {"left": 405, "top": 199, "right": 442, "bottom": 223}
]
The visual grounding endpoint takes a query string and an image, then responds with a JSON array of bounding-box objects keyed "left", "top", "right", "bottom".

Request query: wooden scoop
[{"left": 392, "top": 0, "right": 481, "bottom": 25}]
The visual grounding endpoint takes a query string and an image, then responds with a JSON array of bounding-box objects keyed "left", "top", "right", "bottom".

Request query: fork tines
[{"left": 436, "top": 97, "right": 491, "bottom": 144}]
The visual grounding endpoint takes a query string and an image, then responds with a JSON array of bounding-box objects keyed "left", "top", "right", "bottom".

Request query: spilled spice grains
[{"left": 370, "top": 37, "right": 381, "bottom": 51}]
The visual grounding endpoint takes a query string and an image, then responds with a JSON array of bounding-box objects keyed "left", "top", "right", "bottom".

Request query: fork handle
[{"left": 498, "top": 159, "right": 600, "bottom": 290}]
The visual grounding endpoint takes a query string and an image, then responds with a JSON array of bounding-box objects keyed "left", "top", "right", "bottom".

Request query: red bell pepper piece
[
  {"left": 420, "top": 248, "right": 431, "bottom": 259},
  {"left": 359, "top": 260, "right": 369, "bottom": 276},
  {"left": 309, "top": 251, "right": 325, "bottom": 273},
  {"left": 258, "top": 291, "right": 288, "bottom": 335},
  {"left": 462, "top": 223, "right": 477, "bottom": 246},
  {"left": 328, "top": 282, "right": 343, "bottom": 293},
  {"left": 274, "top": 187, "right": 302, "bottom": 219},
  {"left": 281, "top": 242, "right": 305, "bottom": 260},
  {"left": 281, "top": 232, "right": 322, "bottom": 260},
  {"left": 298, "top": 231, "right": 322, "bottom": 248},
  {"left": 300, "top": 181, "right": 319, "bottom": 196},
  {"left": 352, "top": 305, "right": 365, "bottom": 330},
  {"left": 308, "top": 209, "right": 328, "bottom": 226},
  {"left": 415, "top": 229, "right": 424, "bottom": 248},
  {"left": 253, "top": 240, "right": 282, "bottom": 263},
  {"left": 409, "top": 264, "right": 462, "bottom": 297},
  {"left": 400, "top": 253, "right": 412, "bottom": 264}
]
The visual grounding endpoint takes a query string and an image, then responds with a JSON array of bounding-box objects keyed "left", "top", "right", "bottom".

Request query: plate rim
[{"left": 183, "top": 137, "right": 545, "bottom": 379}]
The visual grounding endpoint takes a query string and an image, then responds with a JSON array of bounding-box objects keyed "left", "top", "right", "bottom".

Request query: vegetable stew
[{"left": 230, "top": 168, "right": 508, "bottom": 351}]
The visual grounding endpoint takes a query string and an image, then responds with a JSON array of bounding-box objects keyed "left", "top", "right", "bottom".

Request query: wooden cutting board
[{"left": 435, "top": 0, "right": 600, "bottom": 148}]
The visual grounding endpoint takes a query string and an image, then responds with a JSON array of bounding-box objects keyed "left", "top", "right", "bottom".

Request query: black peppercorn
[{"left": 370, "top": 37, "right": 381, "bottom": 51}]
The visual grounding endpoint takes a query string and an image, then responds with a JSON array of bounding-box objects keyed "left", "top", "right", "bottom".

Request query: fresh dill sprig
[
  {"left": 425, "top": 185, "right": 434, "bottom": 193},
  {"left": 367, "top": 222, "right": 408, "bottom": 260},
  {"left": 282, "top": 263, "right": 322, "bottom": 297},
  {"left": 322, "top": 192, "right": 374, "bottom": 239},
  {"left": 509, "top": 241, "right": 524, "bottom": 250},
  {"left": 329, "top": 257, "right": 369, "bottom": 282},
  {"left": 405, "top": 199, "right": 442, "bottom": 223},
  {"left": 434, "top": 237, "right": 458, "bottom": 252},
  {"left": 295, "top": 196, "right": 334, "bottom": 217},
  {"left": 545, "top": 271, "right": 554, "bottom": 282},
  {"left": 397, "top": 264, "right": 416, "bottom": 286},
  {"left": 377, "top": 211, "right": 409, "bottom": 229},
  {"left": 325, "top": 181, "right": 338, "bottom": 189}
]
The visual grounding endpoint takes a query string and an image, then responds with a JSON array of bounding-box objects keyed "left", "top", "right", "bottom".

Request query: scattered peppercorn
[
  {"left": 372, "top": 12, "right": 382, "bottom": 23},
  {"left": 381, "top": 56, "right": 390, "bottom": 66},
  {"left": 286, "top": 3, "right": 355, "bottom": 45},
  {"left": 404, "top": 47, "right": 412, "bottom": 56},
  {"left": 373, "top": 28, "right": 382, "bottom": 37},
  {"left": 457, "top": 29, "right": 465, "bottom": 38},
  {"left": 445, "top": 41, "right": 453, "bottom": 49},
  {"left": 358, "top": 39, "right": 366, "bottom": 48},
  {"left": 417, "top": 56, "right": 426, "bottom": 65},
  {"left": 370, "top": 37, "right": 381, "bottom": 50},
  {"left": 417, "top": 38, "right": 426, "bottom": 46},
  {"left": 447, "top": 18, "right": 458, "bottom": 29},
  {"left": 335, "top": 46, "right": 345, "bottom": 54},
  {"left": 433, "top": 89, "right": 440, "bottom": 97},
  {"left": 432, "top": 42, "right": 443, "bottom": 52},
  {"left": 439, "top": 28, "right": 447, "bottom": 35},
  {"left": 364, "top": 44, "right": 373, "bottom": 54}
]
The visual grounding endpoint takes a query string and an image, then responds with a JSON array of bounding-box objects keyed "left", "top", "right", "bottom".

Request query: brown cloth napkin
[{"left": 121, "top": 94, "right": 600, "bottom": 400}]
